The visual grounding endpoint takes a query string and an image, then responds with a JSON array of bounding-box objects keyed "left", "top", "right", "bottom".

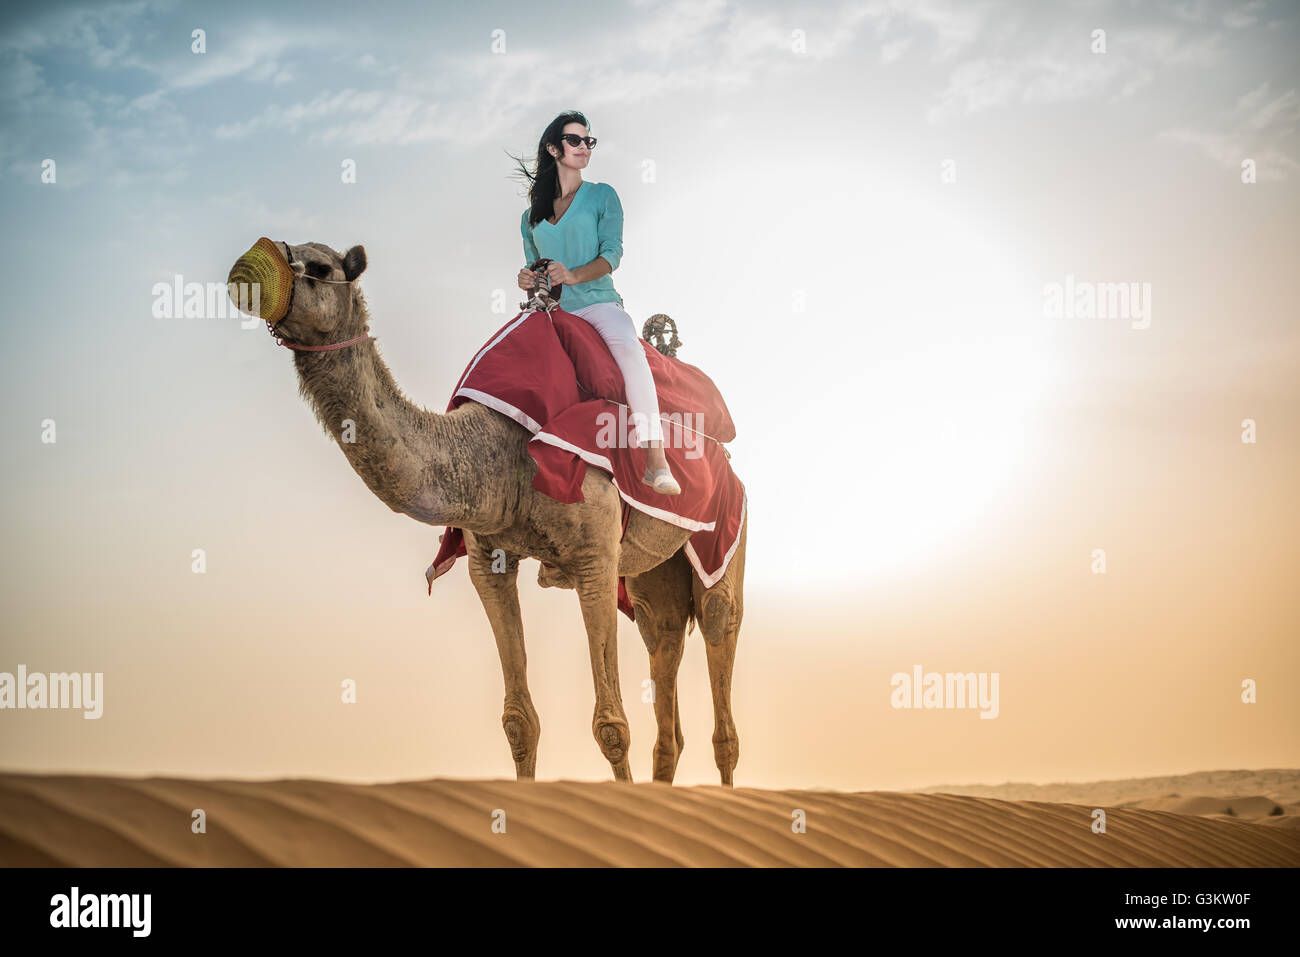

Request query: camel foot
[
  {"left": 652, "top": 736, "right": 683, "bottom": 783},
  {"left": 502, "top": 705, "right": 539, "bottom": 778}
]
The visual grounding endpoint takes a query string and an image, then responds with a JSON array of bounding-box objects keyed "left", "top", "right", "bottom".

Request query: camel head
[{"left": 228, "top": 238, "right": 368, "bottom": 347}]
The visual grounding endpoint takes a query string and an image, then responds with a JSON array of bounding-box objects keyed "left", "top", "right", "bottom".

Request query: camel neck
[{"left": 290, "top": 294, "right": 494, "bottom": 530}]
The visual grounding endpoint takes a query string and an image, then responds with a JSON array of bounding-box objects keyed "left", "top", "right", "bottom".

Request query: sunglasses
[{"left": 559, "top": 133, "right": 597, "bottom": 149}]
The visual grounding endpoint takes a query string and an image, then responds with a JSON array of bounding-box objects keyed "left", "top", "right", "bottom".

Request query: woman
[{"left": 511, "top": 111, "right": 681, "bottom": 496}]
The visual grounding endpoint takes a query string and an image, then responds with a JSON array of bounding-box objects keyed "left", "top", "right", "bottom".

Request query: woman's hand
[
  {"left": 517, "top": 267, "right": 537, "bottom": 292},
  {"left": 545, "top": 261, "right": 577, "bottom": 286}
]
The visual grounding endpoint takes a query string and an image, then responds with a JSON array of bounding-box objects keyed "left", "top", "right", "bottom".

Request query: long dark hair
[{"left": 508, "top": 110, "right": 590, "bottom": 229}]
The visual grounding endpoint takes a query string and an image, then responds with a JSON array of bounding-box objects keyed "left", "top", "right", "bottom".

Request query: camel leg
[
  {"left": 464, "top": 532, "right": 540, "bottom": 780},
  {"left": 575, "top": 572, "right": 633, "bottom": 781},
  {"left": 624, "top": 550, "right": 693, "bottom": 783},
  {"left": 673, "top": 696, "right": 685, "bottom": 767},
  {"left": 693, "top": 514, "right": 746, "bottom": 786},
  {"left": 570, "top": 535, "right": 633, "bottom": 781}
]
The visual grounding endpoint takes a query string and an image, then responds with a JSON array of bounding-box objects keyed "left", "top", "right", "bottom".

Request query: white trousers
[{"left": 566, "top": 301, "right": 664, "bottom": 445}]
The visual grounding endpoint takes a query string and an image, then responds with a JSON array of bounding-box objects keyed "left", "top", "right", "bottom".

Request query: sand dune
[
  {"left": 920, "top": 769, "right": 1300, "bottom": 827},
  {"left": 1125, "top": 795, "right": 1288, "bottom": 821},
  {"left": 1, "top": 771, "right": 1297, "bottom": 867}
]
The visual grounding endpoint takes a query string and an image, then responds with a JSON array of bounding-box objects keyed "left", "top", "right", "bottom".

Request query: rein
[{"left": 267, "top": 325, "right": 374, "bottom": 351}]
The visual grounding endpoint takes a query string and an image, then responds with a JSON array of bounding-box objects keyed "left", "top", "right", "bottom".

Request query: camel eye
[{"left": 306, "top": 262, "right": 332, "bottom": 279}]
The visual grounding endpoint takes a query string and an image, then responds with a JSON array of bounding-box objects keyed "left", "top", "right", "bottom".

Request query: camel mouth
[{"left": 227, "top": 237, "right": 295, "bottom": 323}]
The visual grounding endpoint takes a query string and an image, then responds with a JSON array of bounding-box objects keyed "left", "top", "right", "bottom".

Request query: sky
[{"left": 0, "top": 0, "right": 1297, "bottom": 790}]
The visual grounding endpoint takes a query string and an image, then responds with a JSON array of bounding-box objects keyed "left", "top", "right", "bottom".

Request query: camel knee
[
  {"left": 697, "top": 588, "right": 742, "bottom": 648},
  {"left": 536, "top": 562, "right": 573, "bottom": 589}
]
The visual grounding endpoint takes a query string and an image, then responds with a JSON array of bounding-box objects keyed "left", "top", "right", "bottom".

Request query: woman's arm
[
  {"left": 595, "top": 183, "right": 623, "bottom": 271},
  {"left": 521, "top": 209, "right": 540, "bottom": 264},
  {"left": 564, "top": 257, "right": 612, "bottom": 284}
]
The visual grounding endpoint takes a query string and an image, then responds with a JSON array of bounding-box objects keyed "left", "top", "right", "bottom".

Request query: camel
[{"left": 228, "top": 239, "right": 746, "bottom": 785}]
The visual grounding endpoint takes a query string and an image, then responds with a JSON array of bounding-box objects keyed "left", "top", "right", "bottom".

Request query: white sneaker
[{"left": 642, "top": 467, "right": 681, "bottom": 495}]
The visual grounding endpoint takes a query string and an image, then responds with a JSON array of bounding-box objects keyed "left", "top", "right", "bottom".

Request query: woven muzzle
[{"left": 227, "top": 237, "right": 295, "bottom": 323}]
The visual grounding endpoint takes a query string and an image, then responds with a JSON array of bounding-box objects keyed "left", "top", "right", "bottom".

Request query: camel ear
[{"left": 343, "top": 245, "right": 367, "bottom": 281}]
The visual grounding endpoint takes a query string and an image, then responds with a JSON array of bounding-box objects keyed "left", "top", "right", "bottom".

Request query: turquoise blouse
[{"left": 520, "top": 180, "right": 624, "bottom": 310}]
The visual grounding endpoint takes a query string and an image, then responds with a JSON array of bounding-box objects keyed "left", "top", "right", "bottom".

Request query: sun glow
[{"left": 724, "top": 185, "right": 1055, "bottom": 587}]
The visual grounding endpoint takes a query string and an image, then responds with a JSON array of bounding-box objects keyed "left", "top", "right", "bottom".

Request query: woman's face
[{"left": 549, "top": 122, "right": 591, "bottom": 171}]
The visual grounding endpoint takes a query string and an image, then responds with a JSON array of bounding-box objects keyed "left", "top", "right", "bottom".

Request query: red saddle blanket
[{"left": 426, "top": 307, "right": 747, "bottom": 620}]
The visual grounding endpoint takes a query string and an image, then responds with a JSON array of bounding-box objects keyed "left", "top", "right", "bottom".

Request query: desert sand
[
  {"left": 1, "top": 769, "right": 1297, "bottom": 866},
  {"left": 919, "top": 769, "right": 1300, "bottom": 828}
]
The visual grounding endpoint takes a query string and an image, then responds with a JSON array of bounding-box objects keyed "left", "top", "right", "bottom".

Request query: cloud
[
  {"left": 0, "top": 1, "right": 357, "bottom": 187},
  {"left": 885, "top": 0, "right": 988, "bottom": 61},
  {"left": 0, "top": 0, "right": 985, "bottom": 168},
  {"left": 215, "top": 88, "right": 446, "bottom": 146},
  {"left": 0, "top": 46, "right": 187, "bottom": 187},
  {"left": 880, "top": 36, "right": 914, "bottom": 64},
  {"left": 919, "top": 5, "right": 1245, "bottom": 122},
  {"left": 0, "top": 1, "right": 331, "bottom": 91},
  {"left": 926, "top": 52, "right": 1133, "bottom": 122},
  {"left": 2, "top": 0, "right": 1297, "bottom": 187},
  {"left": 206, "top": 189, "right": 325, "bottom": 235},
  {"left": 1162, "top": 128, "right": 1299, "bottom": 180},
  {"left": 1221, "top": 0, "right": 1268, "bottom": 29},
  {"left": 1161, "top": 82, "right": 1300, "bottom": 181},
  {"left": 0, "top": 0, "right": 162, "bottom": 68},
  {"left": 1238, "top": 82, "right": 1300, "bottom": 132},
  {"left": 1157, "top": 80, "right": 1300, "bottom": 181},
  {"left": 209, "top": 0, "right": 839, "bottom": 150},
  {"left": 167, "top": 30, "right": 303, "bottom": 91},
  {"left": 629, "top": 0, "right": 729, "bottom": 57}
]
